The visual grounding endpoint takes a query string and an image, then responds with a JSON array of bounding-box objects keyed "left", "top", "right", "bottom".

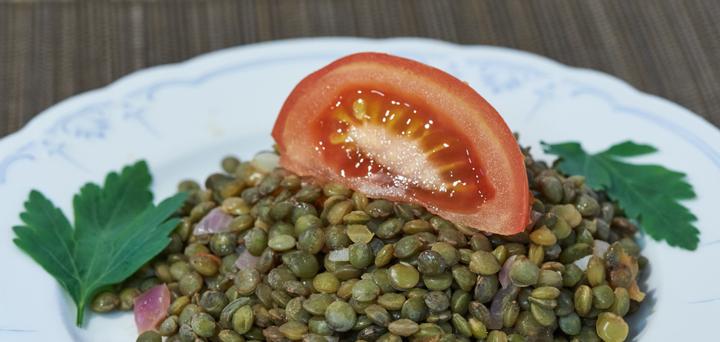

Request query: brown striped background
[{"left": 1, "top": 0, "right": 718, "bottom": 137}]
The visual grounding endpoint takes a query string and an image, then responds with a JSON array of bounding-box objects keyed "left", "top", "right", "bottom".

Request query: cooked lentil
[{"left": 98, "top": 151, "right": 646, "bottom": 341}]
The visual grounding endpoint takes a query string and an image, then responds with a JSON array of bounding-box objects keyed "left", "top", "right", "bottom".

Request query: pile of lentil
[{"left": 92, "top": 148, "right": 647, "bottom": 342}]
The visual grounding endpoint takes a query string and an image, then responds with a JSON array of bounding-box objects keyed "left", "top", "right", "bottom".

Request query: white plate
[{"left": 1, "top": 38, "right": 719, "bottom": 341}]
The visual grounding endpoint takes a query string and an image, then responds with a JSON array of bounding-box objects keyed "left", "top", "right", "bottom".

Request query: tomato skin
[{"left": 273, "top": 52, "right": 529, "bottom": 235}]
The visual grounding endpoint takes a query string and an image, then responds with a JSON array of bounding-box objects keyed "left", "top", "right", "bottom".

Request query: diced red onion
[
  {"left": 193, "top": 208, "right": 233, "bottom": 236},
  {"left": 134, "top": 284, "right": 171, "bottom": 333},
  {"left": 573, "top": 255, "right": 592, "bottom": 271},
  {"left": 487, "top": 285, "right": 519, "bottom": 330},
  {"left": 593, "top": 240, "right": 610, "bottom": 258},
  {"left": 234, "top": 245, "right": 260, "bottom": 269},
  {"left": 498, "top": 255, "right": 517, "bottom": 289}
]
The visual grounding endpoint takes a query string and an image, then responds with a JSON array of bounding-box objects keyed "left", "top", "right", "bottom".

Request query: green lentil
[
  {"left": 189, "top": 254, "right": 219, "bottom": 276},
  {"left": 268, "top": 234, "right": 296, "bottom": 251},
  {"left": 243, "top": 228, "right": 268, "bottom": 256},
  {"left": 336, "top": 279, "right": 359, "bottom": 300},
  {"left": 487, "top": 330, "right": 508, "bottom": 342},
  {"left": 432, "top": 242, "right": 460, "bottom": 266},
  {"left": 530, "top": 226, "right": 557, "bottom": 246},
  {"left": 528, "top": 244, "right": 545, "bottom": 266},
  {"left": 349, "top": 243, "right": 374, "bottom": 269},
  {"left": 199, "top": 290, "right": 229, "bottom": 316},
  {"left": 401, "top": 297, "right": 428, "bottom": 322},
  {"left": 282, "top": 251, "right": 320, "bottom": 279},
  {"left": 378, "top": 293, "right": 406, "bottom": 311},
  {"left": 417, "top": 250, "right": 447, "bottom": 275},
  {"left": 587, "top": 256, "right": 606, "bottom": 287},
  {"left": 468, "top": 318, "right": 488, "bottom": 339},
  {"left": 234, "top": 268, "right": 260, "bottom": 295},
  {"left": 552, "top": 204, "right": 582, "bottom": 227},
  {"left": 374, "top": 244, "right": 395, "bottom": 267},
  {"left": 255, "top": 247, "right": 276, "bottom": 274},
  {"left": 365, "top": 304, "right": 391, "bottom": 327},
  {"left": 136, "top": 331, "right": 162, "bottom": 342},
  {"left": 452, "top": 265, "right": 476, "bottom": 292},
  {"left": 295, "top": 214, "right": 322, "bottom": 234},
  {"left": 308, "top": 316, "right": 333, "bottom": 335},
  {"left": 352, "top": 279, "right": 381, "bottom": 302},
  {"left": 231, "top": 305, "right": 254, "bottom": 334},
  {"left": 559, "top": 312, "right": 581, "bottom": 336},
  {"left": 179, "top": 303, "right": 202, "bottom": 326},
  {"left": 592, "top": 284, "right": 615, "bottom": 310},
  {"left": 169, "top": 296, "right": 191, "bottom": 316},
  {"left": 158, "top": 315, "right": 179, "bottom": 336},
  {"left": 228, "top": 214, "right": 253, "bottom": 233},
  {"left": 297, "top": 226, "right": 325, "bottom": 254},
  {"left": 217, "top": 330, "right": 244, "bottom": 342},
  {"left": 469, "top": 250, "right": 501, "bottom": 275},
  {"left": 347, "top": 224, "right": 375, "bottom": 244},
  {"left": 425, "top": 291, "right": 451, "bottom": 312},
  {"left": 372, "top": 268, "right": 395, "bottom": 293},
  {"left": 450, "top": 290, "right": 471, "bottom": 314},
  {"left": 312, "top": 272, "right": 340, "bottom": 293},
  {"left": 325, "top": 225, "right": 351, "bottom": 250},
  {"left": 278, "top": 320, "right": 308, "bottom": 340},
  {"left": 492, "top": 245, "right": 509, "bottom": 265},
  {"left": 325, "top": 300, "right": 357, "bottom": 332},
  {"left": 423, "top": 272, "right": 454, "bottom": 291},
  {"left": 509, "top": 256, "right": 540, "bottom": 287},
  {"left": 562, "top": 263, "right": 584, "bottom": 287},
  {"left": 530, "top": 286, "right": 561, "bottom": 300},
  {"left": 530, "top": 302, "right": 556, "bottom": 327},
  {"left": 118, "top": 287, "right": 141, "bottom": 311},
  {"left": 596, "top": 312, "right": 629, "bottom": 342},
  {"left": 574, "top": 285, "right": 593, "bottom": 316},
  {"left": 536, "top": 269, "right": 563, "bottom": 288},
  {"left": 610, "top": 287, "right": 630, "bottom": 317},
  {"left": 191, "top": 312, "right": 217, "bottom": 337},
  {"left": 393, "top": 235, "right": 423, "bottom": 258},
  {"left": 177, "top": 323, "right": 197, "bottom": 341},
  {"left": 388, "top": 263, "right": 420, "bottom": 290},
  {"left": 178, "top": 271, "right": 204, "bottom": 295},
  {"left": 474, "top": 275, "right": 500, "bottom": 303},
  {"left": 576, "top": 194, "right": 600, "bottom": 217},
  {"left": 90, "top": 291, "right": 119, "bottom": 313},
  {"left": 376, "top": 218, "right": 403, "bottom": 239},
  {"left": 539, "top": 175, "right": 564, "bottom": 203},
  {"left": 388, "top": 319, "right": 419, "bottom": 336}
]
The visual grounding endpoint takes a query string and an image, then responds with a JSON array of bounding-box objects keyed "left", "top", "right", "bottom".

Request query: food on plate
[
  {"left": 91, "top": 145, "right": 644, "bottom": 342},
  {"left": 15, "top": 53, "right": 667, "bottom": 342}
]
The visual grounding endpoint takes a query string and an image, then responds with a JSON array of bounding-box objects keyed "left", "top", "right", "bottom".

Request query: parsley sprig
[
  {"left": 543, "top": 141, "right": 699, "bottom": 250},
  {"left": 13, "top": 161, "right": 187, "bottom": 326}
]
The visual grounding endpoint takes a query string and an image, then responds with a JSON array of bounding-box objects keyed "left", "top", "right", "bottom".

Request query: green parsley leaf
[
  {"left": 542, "top": 140, "right": 699, "bottom": 250},
  {"left": 12, "top": 161, "right": 187, "bottom": 326}
]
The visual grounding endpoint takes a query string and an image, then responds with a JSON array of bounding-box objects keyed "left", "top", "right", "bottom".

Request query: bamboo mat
[{"left": 1, "top": 0, "right": 719, "bottom": 137}]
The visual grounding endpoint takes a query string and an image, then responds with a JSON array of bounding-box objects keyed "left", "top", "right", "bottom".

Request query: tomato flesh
[
  {"left": 272, "top": 52, "right": 529, "bottom": 235},
  {"left": 314, "top": 87, "right": 494, "bottom": 213}
]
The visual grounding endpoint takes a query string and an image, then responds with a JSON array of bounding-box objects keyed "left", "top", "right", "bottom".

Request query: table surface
[{"left": 1, "top": 0, "right": 719, "bottom": 138}]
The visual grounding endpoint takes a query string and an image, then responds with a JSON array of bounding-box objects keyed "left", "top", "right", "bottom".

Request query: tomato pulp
[
  {"left": 315, "top": 87, "right": 494, "bottom": 213},
  {"left": 272, "top": 52, "right": 529, "bottom": 234}
]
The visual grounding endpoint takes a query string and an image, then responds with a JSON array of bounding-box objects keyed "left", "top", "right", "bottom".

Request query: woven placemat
[{"left": 1, "top": 0, "right": 718, "bottom": 137}]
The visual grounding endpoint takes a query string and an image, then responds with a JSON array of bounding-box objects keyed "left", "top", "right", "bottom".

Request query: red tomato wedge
[{"left": 272, "top": 52, "right": 529, "bottom": 235}]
